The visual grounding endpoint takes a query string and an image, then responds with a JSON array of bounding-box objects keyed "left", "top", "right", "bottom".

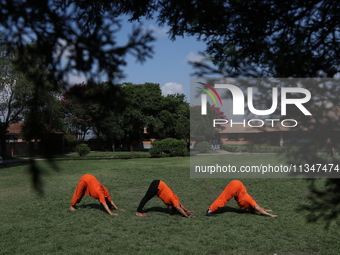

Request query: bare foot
[
  {"left": 135, "top": 212, "right": 147, "bottom": 217},
  {"left": 70, "top": 206, "right": 77, "bottom": 211}
]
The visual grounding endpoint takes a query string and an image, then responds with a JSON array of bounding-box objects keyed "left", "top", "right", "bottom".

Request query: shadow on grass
[
  {"left": 214, "top": 206, "right": 271, "bottom": 217},
  {"left": 144, "top": 206, "right": 169, "bottom": 214},
  {"left": 215, "top": 206, "right": 249, "bottom": 215},
  {"left": 143, "top": 206, "right": 196, "bottom": 217},
  {"left": 79, "top": 203, "right": 117, "bottom": 213}
]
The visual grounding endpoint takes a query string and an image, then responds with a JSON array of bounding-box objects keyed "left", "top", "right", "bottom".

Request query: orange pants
[
  {"left": 70, "top": 177, "right": 88, "bottom": 206},
  {"left": 209, "top": 180, "right": 257, "bottom": 212}
]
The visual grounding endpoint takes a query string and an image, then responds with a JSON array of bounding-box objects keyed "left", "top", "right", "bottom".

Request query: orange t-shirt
[
  {"left": 81, "top": 174, "right": 112, "bottom": 204},
  {"left": 235, "top": 192, "right": 258, "bottom": 209},
  {"left": 156, "top": 181, "right": 181, "bottom": 207}
]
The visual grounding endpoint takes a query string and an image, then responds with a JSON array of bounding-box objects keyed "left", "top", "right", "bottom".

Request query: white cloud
[
  {"left": 145, "top": 24, "right": 169, "bottom": 38},
  {"left": 186, "top": 51, "right": 205, "bottom": 63},
  {"left": 66, "top": 72, "right": 87, "bottom": 86},
  {"left": 161, "top": 82, "right": 185, "bottom": 96}
]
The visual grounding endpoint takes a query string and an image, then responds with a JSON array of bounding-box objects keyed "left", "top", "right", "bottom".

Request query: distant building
[
  {"left": 1, "top": 122, "right": 63, "bottom": 157},
  {"left": 6, "top": 122, "right": 25, "bottom": 142},
  {"left": 218, "top": 102, "right": 340, "bottom": 147},
  {"left": 218, "top": 123, "right": 315, "bottom": 147}
]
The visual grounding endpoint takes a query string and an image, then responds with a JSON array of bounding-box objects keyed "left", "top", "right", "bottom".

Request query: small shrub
[
  {"left": 76, "top": 143, "right": 90, "bottom": 157},
  {"left": 161, "top": 138, "right": 177, "bottom": 154},
  {"left": 223, "top": 144, "right": 238, "bottom": 152},
  {"left": 223, "top": 144, "right": 302, "bottom": 153},
  {"left": 168, "top": 139, "right": 187, "bottom": 157},
  {"left": 195, "top": 141, "right": 211, "bottom": 153},
  {"left": 149, "top": 138, "right": 187, "bottom": 157},
  {"left": 149, "top": 141, "right": 163, "bottom": 158}
]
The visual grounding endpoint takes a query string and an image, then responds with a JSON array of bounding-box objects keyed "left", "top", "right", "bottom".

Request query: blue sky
[{"left": 68, "top": 16, "right": 207, "bottom": 102}]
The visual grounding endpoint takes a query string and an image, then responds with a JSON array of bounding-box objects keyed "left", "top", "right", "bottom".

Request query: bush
[
  {"left": 149, "top": 138, "right": 187, "bottom": 157},
  {"left": 76, "top": 143, "right": 90, "bottom": 157},
  {"left": 222, "top": 144, "right": 301, "bottom": 153},
  {"left": 195, "top": 141, "right": 211, "bottom": 153},
  {"left": 149, "top": 141, "right": 164, "bottom": 158},
  {"left": 160, "top": 138, "right": 176, "bottom": 154},
  {"left": 168, "top": 139, "right": 187, "bottom": 157}
]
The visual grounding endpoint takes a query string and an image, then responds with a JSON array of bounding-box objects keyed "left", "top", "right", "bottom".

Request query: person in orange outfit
[
  {"left": 136, "top": 180, "right": 195, "bottom": 218},
  {"left": 206, "top": 180, "right": 277, "bottom": 217},
  {"left": 70, "top": 174, "right": 125, "bottom": 215}
]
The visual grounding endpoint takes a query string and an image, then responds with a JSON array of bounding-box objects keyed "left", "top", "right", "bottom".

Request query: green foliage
[
  {"left": 149, "top": 140, "right": 164, "bottom": 158},
  {"left": 149, "top": 138, "right": 187, "bottom": 157},
  {"left": 167, "top": 138, "right": 187, "bottom": 157},
  {"left": 161, "top": 138, "right": 187, "bottom": 157},
  {"left": 195, "top": 141, "right": 211, "bottom": 153},
  {"left": 62, "top": 82, "right": 124, "bottom": 144},
  {"left": 190, "top": 103, "right": 225, "bottom": 143},
  {"left": 75, "top": 143, "right": 90, "bottom": 157},
  {"left": 160, "top": 138, "right": 176, "bottom": 153},
  {"left": 223, "top": 144, "right": 301, "bottom": 153},
  {"left": 63, "top": 134, "right": 79, "bottom": 153},
  {"left": 62, "top": 82, "right": 190, "bottom": 150},
  {"left": 119, "top": 0, "right": 340, "bottom": 77},
  {"left": 151, "top": 94, "right": 190, "bottom": 140},
  {"left": 120, "top": 82, "right": 163, "bottom": 149},
  {"left": 1, "top": 2, "right": 155, "bottom": 86}
]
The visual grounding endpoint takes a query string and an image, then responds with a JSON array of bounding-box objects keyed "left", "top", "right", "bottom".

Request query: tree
[
  {"left": 19, "top": 47, "right": 66, "bottom": 156},
  {"left": 190, "top": 103, "right": 227, "bottom": 144},
  {"left": 0, "top": 1, "right": 155, "bottom": 87},
  {"left": 62, "top": 81, "right": 124, "bottom": 150},
  {"left": 149, "top": 93, "right": 190, "bottom": 140},
  {"left": 119, "top": 82, "right": 163, "bottom": 150},
  {"left": 0, "top": 36, "right": 35, "bottom": 157},
  {"left": 62, "top": 83, "right": 96, "bottom": 140},
  {"left": 117, "top": 0, "right": 340, "bottom": 78},
  {"left": 1, "top": 0, "right": 155, "bottom": 193},
  {"left": 86, "top": 82, "right": 125, "bottom": 151},
  {"left": 62, "top": 82, "right": 191, "bottom": 150}
]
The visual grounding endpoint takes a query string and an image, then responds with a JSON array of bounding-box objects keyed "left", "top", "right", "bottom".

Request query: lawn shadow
[
  {"left": 143, "top": 206, "right": 190, "bottom": 217},
  {"left": 215, "top": 206, "right": 248, "bottom": 215},
  {"left": 215, "top": 206, "right": 269, "bottom": 217},
  {"left": 79, "top": 203, "right": 106, "bottom": 213},
  {"left": 144, "top": 206, "right": 170, "bottom": 214}
]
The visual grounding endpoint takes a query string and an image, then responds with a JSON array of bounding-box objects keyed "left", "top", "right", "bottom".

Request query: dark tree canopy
[
  {"left": 0, "top": 0, "right": 155, "bottom": 88},
  {"left": 118, "top": 0, "right": 340, "bottom": 78}
]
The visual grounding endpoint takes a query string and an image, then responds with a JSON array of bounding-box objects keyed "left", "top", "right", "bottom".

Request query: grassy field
[{"left": 0, "top": 153, "right": 339, "bottom": 255}]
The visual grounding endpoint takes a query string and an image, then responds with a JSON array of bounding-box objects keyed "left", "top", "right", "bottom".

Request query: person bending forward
[
  {"left": 136, "top": 180, "right": 195, "bottom": 218},
  {"left": 70, "top": 174, "right": 124, "bottom": 215},
  {"left": 206, "top": 180, "right": 277, "bottom": 217}
]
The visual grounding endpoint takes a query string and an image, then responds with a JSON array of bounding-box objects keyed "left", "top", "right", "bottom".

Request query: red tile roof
[{"left": 7, "top": 122, "right": 24, "bottom": 134}]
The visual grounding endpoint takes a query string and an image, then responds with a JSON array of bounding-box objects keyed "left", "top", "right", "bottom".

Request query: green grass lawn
[{"left": 0, "top": 154, "right": 339, "bottom": 255}]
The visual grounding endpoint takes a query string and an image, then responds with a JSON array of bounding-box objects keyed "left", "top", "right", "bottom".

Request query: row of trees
[
  {"left": 1, "top": 36, "right": 225, "bottom": 153},
  {"left": 62, "top": 82, "right": 190, "bottom": 151},
  {"left": 0, "top": 48, "right": 191, "bottom": 153},
  {"left": 1, "top": 68, "right": 225, "bottom": 155}
]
